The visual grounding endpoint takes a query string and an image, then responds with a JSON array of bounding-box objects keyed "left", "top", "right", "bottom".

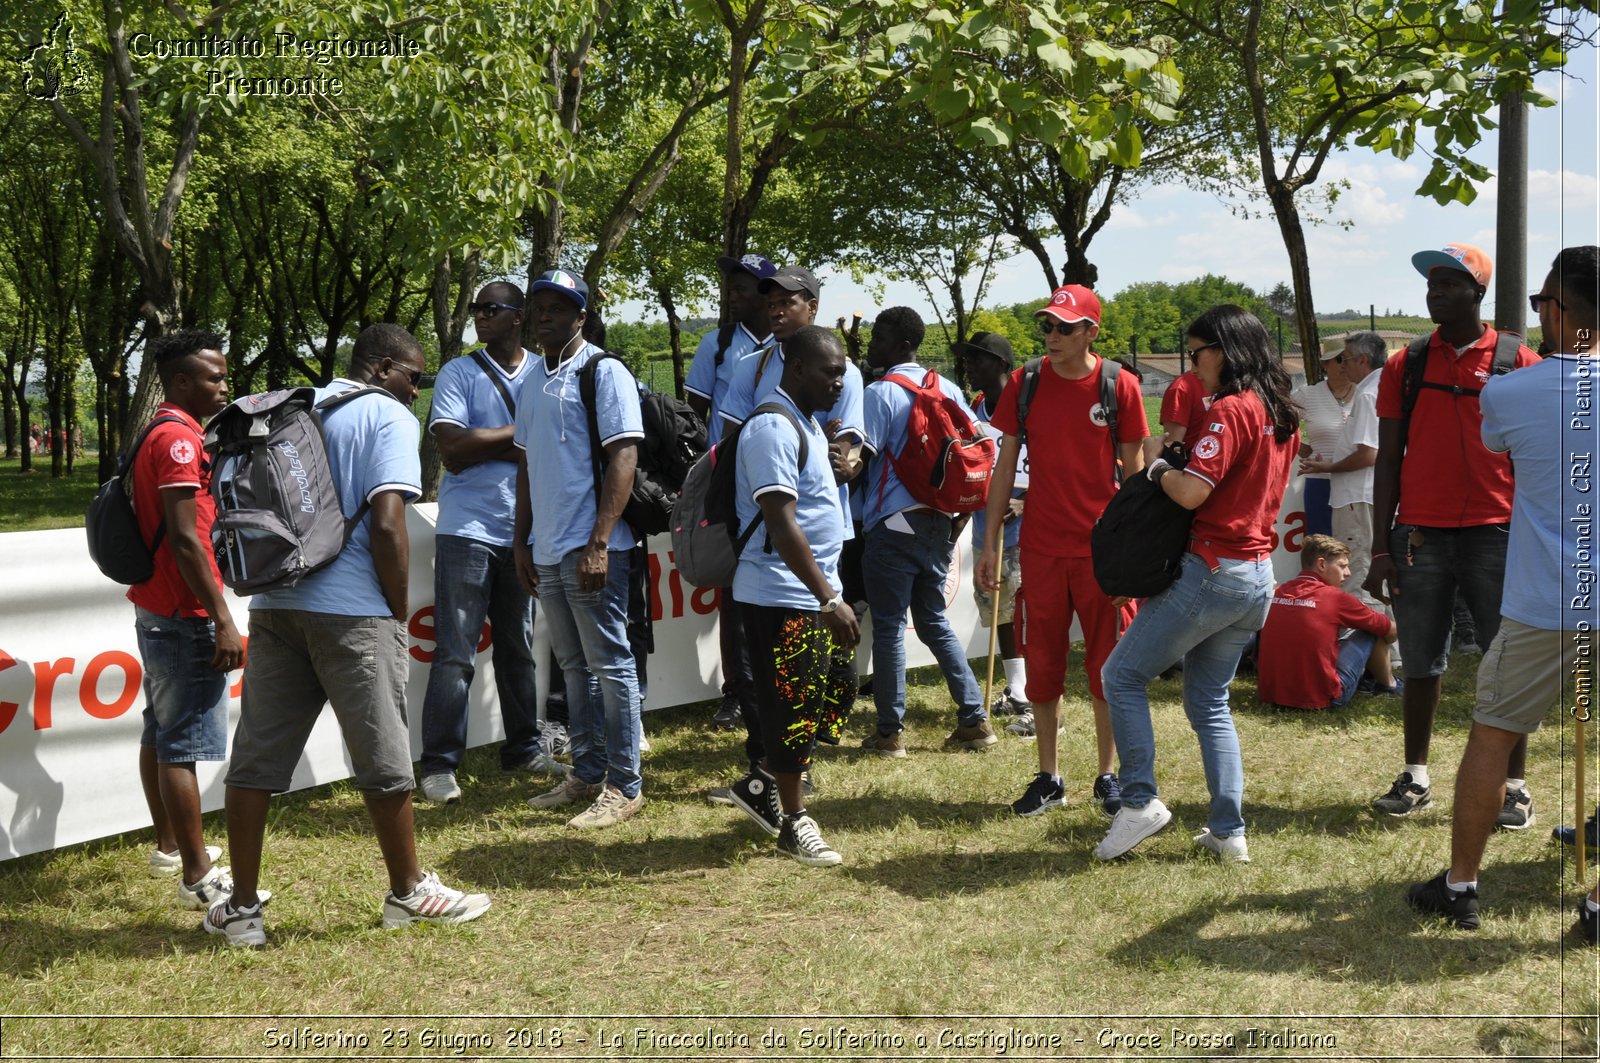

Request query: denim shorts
[
  {"left": 135, "top": 607, "right": 229, "bottom": 764},
  {"left": 1389, "top": 523, "right": 1508, "bottom": 679}
]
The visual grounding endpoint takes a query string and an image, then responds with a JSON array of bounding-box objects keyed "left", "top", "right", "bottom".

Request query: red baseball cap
[
  {"left": 1034, "top": 284, "right": 1102, "bottom": 326},
  {"left": 1411, "top": 243, "right": 1492, "bottom": 289}
]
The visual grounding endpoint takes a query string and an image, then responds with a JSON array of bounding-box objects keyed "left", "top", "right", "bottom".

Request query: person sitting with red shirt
[{"left": 1258, "top": 534, "right": 1399, "bottom": 711}]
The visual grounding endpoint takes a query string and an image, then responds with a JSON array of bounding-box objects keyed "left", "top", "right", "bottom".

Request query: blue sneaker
[
  {"left": 1553, "top": 813, "right": 1600, "bottom": 847},
  {"left": 1093, "top": 772, "right": 1123, "bottom": 817}
]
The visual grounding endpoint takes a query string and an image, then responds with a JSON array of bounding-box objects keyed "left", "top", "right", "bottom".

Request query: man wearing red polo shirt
[
  {"left": 977, "top": 284, "right": 1148, "bottom": 819},
  {"left": 127, "top": 330, "right": 244, "bottom": 907},
  {"left": 1363, "top": 243, "right": 1538, "bottom": 822}
]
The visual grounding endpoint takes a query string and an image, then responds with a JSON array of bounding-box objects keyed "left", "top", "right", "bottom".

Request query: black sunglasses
[
  {"left": 1038, "top": 318, "right": 1084, "bottom": 335},
  {"left": 387, "top": 361, "right": 424, "bottom": 387},
  {"left": 1529, "top": 293, "right": 1565, "bottom": 314},
  {"left": 468, "top": 301, "right": 520, "bottom": 317},
  {"left": 1187, "top": 342, "right": 1219, "bottom": 360}
]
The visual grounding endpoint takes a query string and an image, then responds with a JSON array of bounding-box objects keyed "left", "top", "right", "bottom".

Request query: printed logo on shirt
[
  {"left": 169, "top": 439, "right": 196, "bottom": 464},
  {"left": 1208, "top": 422, "right": 1225, "bottom": 433},
  {"left": 1194, "top": 434, "right": 1221, "bottom": 460},
  {"left": 1089, "top": 402, "right": 1109, "bottom": 428}
]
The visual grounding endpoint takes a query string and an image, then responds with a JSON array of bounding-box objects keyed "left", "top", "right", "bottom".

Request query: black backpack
[
  {"left": 85, "top": 415, "right": 185, "bottom": 585},
  {"left": 1397, "top": 330, "right": 1522, "bottom": 454},
  {"left": 1090, "top": 441, "right": 1195, "bottom": 599},
  {"left": 1014, "top": 354, "right": 1126, "bottom": 483},
  {"left": 578, "top": 351, "right": 708, "bottom": 537}
]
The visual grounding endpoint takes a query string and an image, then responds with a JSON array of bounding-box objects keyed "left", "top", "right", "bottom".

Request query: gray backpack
[
  {"left": 670, "top": 402, "right": 807, "bottom": 589},
  {"left": 204, "top": 385, "right": 387, "bottom": 594}
]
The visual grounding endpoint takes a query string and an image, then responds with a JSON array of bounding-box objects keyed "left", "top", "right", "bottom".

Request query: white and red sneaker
[{"left": 382, "top": 871, "right": 491, "bottom": 929}]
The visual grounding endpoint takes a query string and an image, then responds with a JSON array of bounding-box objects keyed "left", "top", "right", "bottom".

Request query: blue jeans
[
  {"left": 1389, "top": 523, "right": 1508, "bottom": 679},
  {"left": 1331, "top": 631, "right": 1378, "bottom": 708},
  {"left": 536, "top": 548, "right": 642, "bottom": 798},
  {"left": 135, "top": 608, "right": 228, "bottom": 763},
  {"left": 1101, "top": 553, "right": 1273, "bottom": 838},
  {"left": 863, "top": 512, "right": 985, "bottom": 734},
  {"left": 419, "top": 535, "right": 541, "bottom": 774}
]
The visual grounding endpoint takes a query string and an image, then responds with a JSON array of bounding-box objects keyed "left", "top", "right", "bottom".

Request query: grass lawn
[
  {"left": 0, "top": 453, "right": 100, "bottom": 533},
  {"left": 1, "top": 655, "right": 1594, "bottom": 1057}
]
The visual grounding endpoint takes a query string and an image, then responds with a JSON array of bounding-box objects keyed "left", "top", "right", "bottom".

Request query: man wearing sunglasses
[
  {"left": 977, "top": 284, "right": 1149, "bottom": 819},
  {"left": 1363, "top": 243, "right": 1539, "bottom": 824},
  {"left": 210, "top": 324, "right": 493, "bottom": 947},
  {"left": 417, "top": 283, "right": 565, "bottom": 807}
]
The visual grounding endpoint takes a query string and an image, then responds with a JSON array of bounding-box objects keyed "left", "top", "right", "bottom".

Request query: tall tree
[{"left": 1148, "top": 0, "right": 1586, "bottom": 369}]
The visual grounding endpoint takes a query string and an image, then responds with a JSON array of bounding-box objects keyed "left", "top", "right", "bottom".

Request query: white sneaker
[
  {"left": 420, "top": 772, "right": 462, "bottom": 804},
  {"left": 177, "top": 864, "right": 273, "bottom": 911},
  {"left": 147, "top": 844, "right": 221, "bottom": 878},
  {"left": 1093, "top": 797, "right": 1172, "bottom": 860},
  {"left": 382, "top": 870, "right": 491, "bottom": 929},
  {"left": 1193, "top": 827, "right": 1251, "bottom": 863},
  {"left": 639, "top": 730, "right": 652, "bottom": 753},
  {"left": 202, "top": 897, "right": 266, "bottom": 948}
]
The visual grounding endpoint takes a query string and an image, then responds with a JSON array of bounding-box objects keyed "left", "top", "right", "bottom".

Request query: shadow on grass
[
  {"left": 853, "top": 836, "right": 1103, "bottom": 898},
  {"left": 445, "top": 824, "right": 755, "bottom": 889},
  {"left": 1109, "top": 876, "right": 1569, "bottom": 984},
  {"left": 0, "top": 915, "right": 191, "bottom": 975}
]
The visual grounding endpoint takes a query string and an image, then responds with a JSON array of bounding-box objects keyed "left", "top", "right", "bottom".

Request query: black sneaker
[
  {"left": 1010, "top": 772, "right": 1065, "bottom": 818},
  {"left": 1407, "top": 871, "right": 1480, "bottom": 930},
  {"left": 1372, "top": 772, "right": 1432, "bottom": 816},
  {"left": 1577, "top": 903, "right": 1600, "bottom": 946},
  {"left": 729, "top": 769, "right": 781, "bottom": 838},
  {"left": 1553, "top": 812, "right": 1599, "bottom": 847},
  {"left": 1494, "top": 786, "right": 1535, "bottom": 831},
  {"left": 1093, "top": 772, "right": 1123, "bottom": 817},
  {"left": 710, "top": 696, "right": 742, "bottom": 732},
  {"left": 777, "top": 813, "right": 842, "bottom": 867}
]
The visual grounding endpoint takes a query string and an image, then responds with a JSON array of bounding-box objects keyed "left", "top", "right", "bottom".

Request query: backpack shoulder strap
[
  {"left": 714, "top": 321, "right": 738, "bottom": 367},
  {"left": 1491, "top": 330, "right": 1522, "bottom": 376},
  {"left": 577, "top": 350, "right": 618, "bottom": 498},
  {"left": 122, "top": 414, "right": 187, "bottom": 554},
  {"left": 467, "top": 348, "right": 517, "bottom": 419},
  {"left": 753, "top": 342, "right": 780, "bottom": 384},
  {"left": 314, "top": 384, "right": 391, "bottom": 413},
  {"left": 1099, "top": 356, "right": 1123, "bottom": 484},
  {"left": 736, "top": 401, "right": 812, "bottom": 554},
  {"left": 1015, "top": 357, "right": 1045, "bottom": 449},
  {"left": 1396, "top": 335, "right": 1431, "bottom": 455}
]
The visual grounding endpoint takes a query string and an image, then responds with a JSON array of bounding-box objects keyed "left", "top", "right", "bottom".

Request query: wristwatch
[{"left": 820, "top": 594, "right": 844, "bottom": 614}]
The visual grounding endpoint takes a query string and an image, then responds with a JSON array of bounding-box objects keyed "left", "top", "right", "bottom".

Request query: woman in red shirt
[{"left": 1093, "top": 305, "right": 1301, "bottom": 865}]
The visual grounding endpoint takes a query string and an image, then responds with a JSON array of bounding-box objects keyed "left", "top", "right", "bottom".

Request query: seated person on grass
[{"left": 1257, "top": 534, "right": 1399, "bottom": 711}]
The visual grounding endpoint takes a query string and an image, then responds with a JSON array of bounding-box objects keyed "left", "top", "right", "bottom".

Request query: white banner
[{"left": 0, "top": 483, "right": 1308, "bottom": 861}]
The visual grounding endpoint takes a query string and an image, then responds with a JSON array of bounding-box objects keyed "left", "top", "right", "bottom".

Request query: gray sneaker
[
  {"left": 527, "top": 776, "right": 602, "bottom": 810},
  {"left": 1005, "top": 709, "right": 1064, "bottom": 738},
  {"left": 567, "top": 786, "right": 644, "bottom": 829},
  {"left": 506, "top": 750, "right": 572, "bottom": 778},
  {"left": 1372, "top": 772, "right": 1432, "bottom": 816}
]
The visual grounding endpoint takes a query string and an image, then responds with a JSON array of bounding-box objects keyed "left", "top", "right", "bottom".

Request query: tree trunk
[
  {"left": 657, "top": 284, "right": 683, "bottom": 398},
  {"left": 1, "top": 354, "right": 15, "bottom": 459},
  {"left": 421, "top": 249, "right": 481, "bottom": 501},
  {"left": 1266, "top": 184, "right": 1322, "bottom": 379}
]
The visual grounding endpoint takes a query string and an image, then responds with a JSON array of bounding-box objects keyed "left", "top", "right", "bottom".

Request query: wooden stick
[
  {"left": 982, "top": 533, "right": 1005, "bottom": 713},
  {"left": 1578, "top": 714, "right": 1587, "bottom": 885}
]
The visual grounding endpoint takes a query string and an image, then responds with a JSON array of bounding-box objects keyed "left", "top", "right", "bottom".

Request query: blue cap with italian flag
[{"left": 530, "top": 268, "right": 589, "bottom": 310}]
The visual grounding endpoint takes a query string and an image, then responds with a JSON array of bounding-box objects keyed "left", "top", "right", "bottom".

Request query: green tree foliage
[{"left": 1097, "top": 275, "right": 1277, "bottom": 356}]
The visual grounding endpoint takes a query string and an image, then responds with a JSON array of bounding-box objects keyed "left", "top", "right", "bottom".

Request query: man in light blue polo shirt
[
  {"left": 859, "top": 307, "right": 992, "bottom": 757},
  {"left": 731, "top": 325, "right": 860, "bottom": 866},
  {"left": 715, "top": 264, "right": 864, "bottom": 781},
  {"left": 207, "top": 324, "right": 491, "bottom": 948},
  {"left": 513, "top": 269, "right": 647, "bottom": 830},
  {"left": 418, "top": 281, "right": 564, "bottom": 805},
  {"left": 684, "top": 252, "right": 775, "bottom": 734}
]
